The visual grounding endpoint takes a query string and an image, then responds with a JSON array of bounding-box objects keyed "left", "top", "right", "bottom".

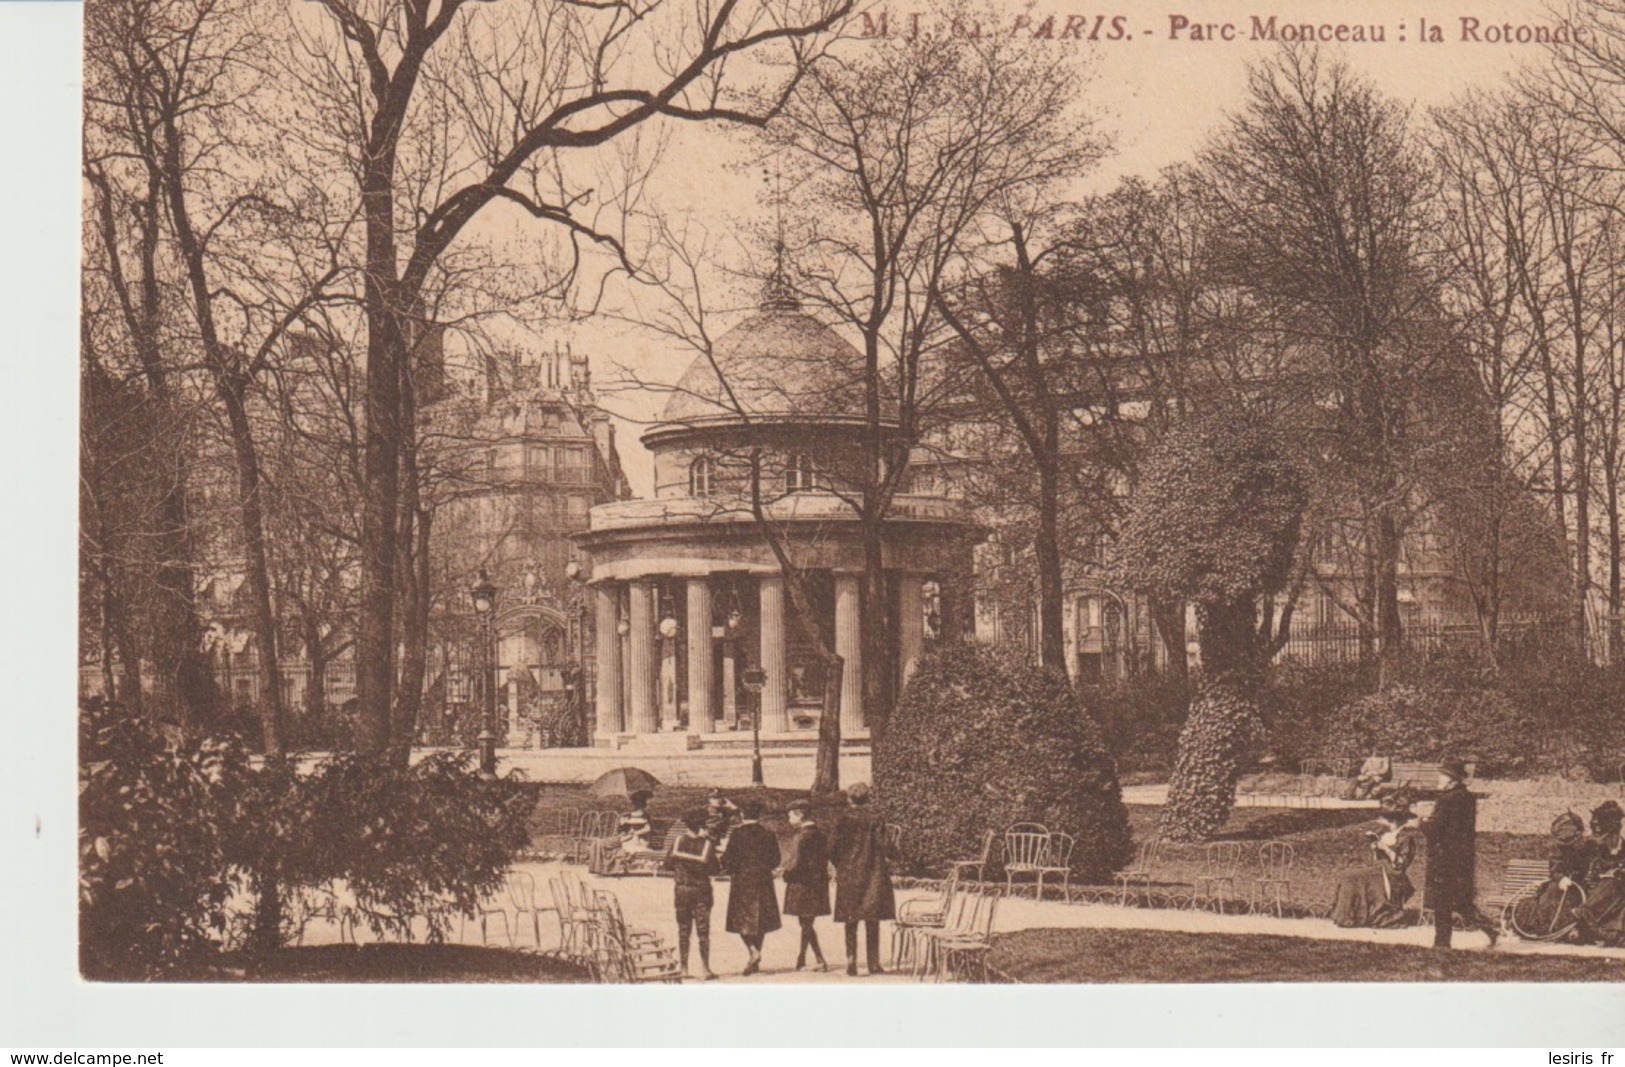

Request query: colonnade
[{"left": 592, "top": 571, "right": 928, "bottom": 740}]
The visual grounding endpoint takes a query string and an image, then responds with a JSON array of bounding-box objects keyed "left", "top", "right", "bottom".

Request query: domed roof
[{"left": 658, "top": 304, "right": 867, "bottom": 428}]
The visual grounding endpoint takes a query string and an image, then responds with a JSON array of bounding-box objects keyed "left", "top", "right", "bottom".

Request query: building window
[
  {"left": 689, "top": 456, "right": 715, "bottom": 497},
  {"left": 784, "top": 452, "right": 817, "bottom": 493}
]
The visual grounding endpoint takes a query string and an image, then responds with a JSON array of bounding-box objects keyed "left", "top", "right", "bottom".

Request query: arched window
[
  {"left": 784, "top": 452, "right": 818, "bottom": 493},
  {"left": 689, "top": 455, "right": 715, "bottom": 497}
]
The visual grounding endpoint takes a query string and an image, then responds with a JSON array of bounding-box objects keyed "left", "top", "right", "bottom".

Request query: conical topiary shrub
[
  {"left": 873, "top": 644, "right": 1132, "bottom": 882},
  {"left": 1158, "top": 679, "right": 1263, "bottom": 843}
]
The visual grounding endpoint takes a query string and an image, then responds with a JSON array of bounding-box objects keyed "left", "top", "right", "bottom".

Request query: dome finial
[
  {"left": 761, "top": 161, "right": 798, "bottom": 311},
  {"left": 761, "top": 237, "right": 799, "bottom": 311}
]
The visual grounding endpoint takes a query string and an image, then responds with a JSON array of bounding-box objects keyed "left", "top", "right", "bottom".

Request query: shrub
[
  {"left": 1159, "top": 680, "right": 1264, "bottom": 842},
  {"left": 874, "top": 645, "right": 1132, "bottom": 881},
  {"left": 1094, "top": 676, "right": 1193, "bottom": 775},
  {"left": 1259, "top": 659, "right": 1374, "bottom": 765},
  {"left": 225, "top": 751, "right": 534, "bottom": 944},
  {"left": 80, "top": 699, "right": 534, "bottom": 974},
  {"left": 79, "top": 699, "right": 252, "bottom": 977},
  {"left": 1316, "top": 684, "right": 1537, "bottom": 778}
]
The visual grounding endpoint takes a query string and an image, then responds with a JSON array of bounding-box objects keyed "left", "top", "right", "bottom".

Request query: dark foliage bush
[
  {"left": 232, "top": 751, "right": 534, "bottom": 943},
  {"left": 79, "top": 699, "right": 252, "bottom": 977},
  {"left": 1094, "top": 676, "right": 1193, "bottom": 775},
  {"left": 1259, "top": 659, "right": 1374, "bottom": 765},
  {"left": 80, "top": 699, "right": 533, "bottom": 976},
  {"left": 1159, "top": 680, "right": 1264, "bottom": 842},
  {"left": 1315, "top": 684, "right": 1536, "bottom": 778},
  {"left": 874, "top": 645, "right": 1132, "bottom": 881}
]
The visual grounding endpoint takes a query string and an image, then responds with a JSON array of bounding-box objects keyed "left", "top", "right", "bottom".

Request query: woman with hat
[
  {"left": 1510, "top": 811, "right": 1591, "bottom": 938},
  {"left": 1572, "top": 800, "right": 1625, "bottom": 946},
  {"left": 1330, "top": 801, "right": 1418, "bottom": 928}
]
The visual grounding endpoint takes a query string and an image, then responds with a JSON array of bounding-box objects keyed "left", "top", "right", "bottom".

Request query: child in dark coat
[{"left": 722, "top": 796, "right": 781, "bottom": 976}]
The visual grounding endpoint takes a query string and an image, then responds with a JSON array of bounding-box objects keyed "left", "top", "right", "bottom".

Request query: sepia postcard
[{"left": 52, "top": 0, "right": 1625, "bottom": 1033}]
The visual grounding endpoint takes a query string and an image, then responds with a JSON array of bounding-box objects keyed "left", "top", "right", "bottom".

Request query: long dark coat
[
  {"left": 722, "top": 820, "right": 782, "bottom": 936},
  {"left": 781, "top": 823, "right": 831, "bottom": 917},
  {"left": 1422, "top": 784, "right": 1478, "bottom": 911},
  {"left": 829, "top": 809, "right": 896, "bottom": 923}
]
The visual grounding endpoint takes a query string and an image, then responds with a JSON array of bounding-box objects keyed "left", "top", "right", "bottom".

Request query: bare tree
[
  {"left": 1199, "top": 46, "right": 1446, "bottom": 686},
  {"left": 761, "top": 15, "right": 1095, "bottom": 727},
  {"left": 282, "top": 0, "right": 853, "bottom": 759}
]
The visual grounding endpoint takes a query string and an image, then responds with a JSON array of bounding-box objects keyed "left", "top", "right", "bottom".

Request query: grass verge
[{"left": 990, "top": 927, "right": 1625, "bottom": 983}]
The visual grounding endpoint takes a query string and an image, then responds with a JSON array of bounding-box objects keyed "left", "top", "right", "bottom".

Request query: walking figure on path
[
  {"left": 722, "top": 796, "right": 781, "bottom": 976},
  {"left": 781, "top": 799, "right": 830, "bottom": 971},
  {"left": 1421, "top": 759, "right": 1498, "bottom": 949},
  {"left": 665, "top": 809, "right": 719, "bottom": 980},
  {"left": 829, "top": 782, "right": 895, "bottom": 976}
]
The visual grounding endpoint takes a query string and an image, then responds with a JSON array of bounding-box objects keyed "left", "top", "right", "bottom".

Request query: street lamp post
[
  {"left": 742, "top": 665, "right": 767, "bottom": 787},
  {"left": 470, "top": 569, "right": 499, "bottom": 776}
]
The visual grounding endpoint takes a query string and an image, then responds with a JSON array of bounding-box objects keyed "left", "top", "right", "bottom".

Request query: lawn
[
  {"left": 989, "top": 927, "right": 1625, "bottom": 982},
  {"left": 154, "top": 944, "right": 591, "bottom": 983}
]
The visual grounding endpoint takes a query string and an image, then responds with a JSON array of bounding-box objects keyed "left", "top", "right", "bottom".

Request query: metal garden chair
[
  {"left": 1190, "top": 842, "right": 1245, "bottom": 913},
  {"left": 890, "top": 868, "right": 960, "bottom": 969},
  {"left": 949, "top": 830, "right": 999, "bottom": 884},
  {"left": 1115, "top": 837, "right": 1160, "bottom": 906},
  {"left": 1250, "top": 841, "right": 1297, "bottom": 917},
  {"left": 1002, "top": 822, "right": 1053, "bottom": 899},
  {"left": 932, "top": 886, "right": 1002, "bottom": 983}
]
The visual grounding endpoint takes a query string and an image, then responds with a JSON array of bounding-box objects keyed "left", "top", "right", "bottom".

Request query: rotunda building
[{"left": 575, "top": 291, "right": 980, "bottom": 747}]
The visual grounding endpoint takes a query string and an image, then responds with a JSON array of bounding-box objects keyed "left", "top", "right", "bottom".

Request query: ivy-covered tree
[
  {"left": 1117, "top": 410, "right": 1308, "bottom": 680},
  {"left": 1116, "top": 409, "right": 1308, "bottom": 840}
]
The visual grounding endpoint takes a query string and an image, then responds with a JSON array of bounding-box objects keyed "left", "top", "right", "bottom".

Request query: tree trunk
[
  {"left": 1196, "top": 596, "right": 1264, "bottom": 691},
  {"left": 1035, "top": 448, "right": 1067, "bottom": 672},
  {"left": 1375, "top": 509, "right": 1404, "bottom": 689},
  {"left": 813, "top": 655, "right": 844, "bottom": 796},
  {"left": 860, "top": 515, "right": 891, "bottom": 739},
  {"left": 1572, "top": 329, "right": 1592, "bottom": 655},
  {"left": 354, "top": 152, "right": 408, "bottom": 754},
  {"left": 1151, "top": 597, "right": 1188, "bottom": 683},
  {"left": 392, "top": 506, "right": 432, "bottom": 766},
  {"left": 217, "top": 380, "right": 286, "bottom": 758}
]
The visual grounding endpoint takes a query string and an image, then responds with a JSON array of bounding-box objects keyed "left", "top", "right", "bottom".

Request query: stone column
[
  {"left": 593, "top": 586, "right": 623, "bottom": 741},
  {"left": 898, "top": 574, "right": 924, "bottom": 692},
  {"left": 835, "top": 573, "right": 864, "bottom": 734},
  {"left": 758, "top": 575, "right": 789, "bottom": 733},
  {"left": 686, "top": 579, "right": 714, "bottom": 734},
  {"left": 626, "top": 580, "right": 658, "bottom": 733},
  {"left": 722, "top": 648, "right": 738, "bottom": 728}
]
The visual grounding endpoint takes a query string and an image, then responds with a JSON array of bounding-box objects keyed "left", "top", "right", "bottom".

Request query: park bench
[
  {"left": 1485, "top": 858, "right": 1552, "bottom": 933},
  {"left": 1387, "top": 761, "right": 1472, "bottom": 792}
]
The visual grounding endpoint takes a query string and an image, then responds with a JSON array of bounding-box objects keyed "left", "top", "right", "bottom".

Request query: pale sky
[{"left": 525, "top": 0, "right": 1559, "bottom": 494}]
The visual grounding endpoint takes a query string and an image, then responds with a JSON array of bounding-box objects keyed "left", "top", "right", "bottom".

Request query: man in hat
[
  {"left": 1420, "top": 759, "right": 1498, "bottom": 949},
  {"left": 829, "top": 782, "right": 895, "bottom": 976}
]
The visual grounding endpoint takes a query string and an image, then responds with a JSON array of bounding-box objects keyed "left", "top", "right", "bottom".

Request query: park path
[{"left": 292, "top": 860, "right": 1624, "bottom": 985}]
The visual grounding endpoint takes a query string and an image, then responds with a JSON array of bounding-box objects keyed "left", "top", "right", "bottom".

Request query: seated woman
[
  {"left": 1512, "top": 811, "right": 1591, "bottom": 939},
  {"left": 1573, "top": 800, "right": 1625, "bottom": 947},
  {"left": 595, "top": 790, "right": 654, "bottom": 875},
  {"left": 1330, "top": 808, "right": 1417, "bottom": 928}
]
